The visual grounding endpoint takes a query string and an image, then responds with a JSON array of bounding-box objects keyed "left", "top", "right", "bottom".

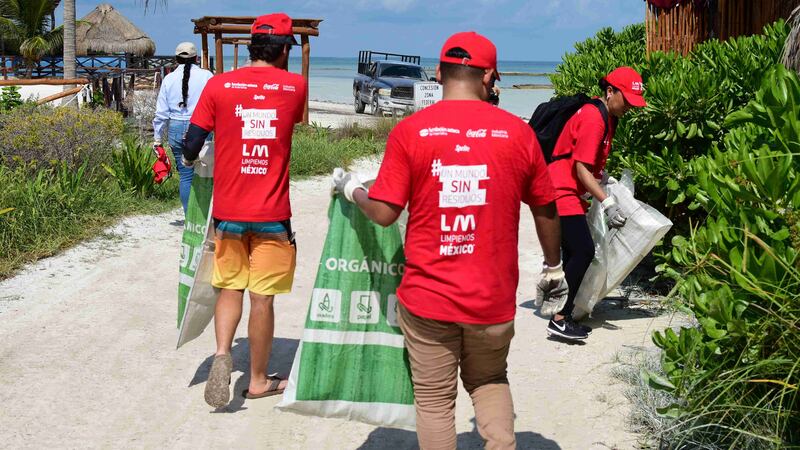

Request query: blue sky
[{"left": 71, "top": 0, "right": 645, "bottom": 61}]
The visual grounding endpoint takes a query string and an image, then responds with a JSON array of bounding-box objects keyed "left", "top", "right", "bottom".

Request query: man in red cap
[
  {"left": 182, "top": 13, "right": 306, "bottom": 408},
  {"left": 334, "top": 32, "right": 564, "bottom": 449},
  {"left": 542, "top": 66, "right": 647, "bottom": 341}
]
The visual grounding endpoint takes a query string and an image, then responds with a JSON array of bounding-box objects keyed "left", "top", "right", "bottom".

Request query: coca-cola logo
[{"left": 466, "top": 129, "right": 487, "bottom": 138}]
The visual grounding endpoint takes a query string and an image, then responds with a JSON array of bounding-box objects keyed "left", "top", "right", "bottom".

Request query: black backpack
[{"left": 528, "top": 94, "right": 609, "bottom": 164}]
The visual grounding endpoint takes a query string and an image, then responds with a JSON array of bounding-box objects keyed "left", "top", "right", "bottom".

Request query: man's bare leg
[
  {"left": 246, "top": 293, "right": 288, "bottom": 395},
  {"left": 214, "top": 288, "right": 244, "bottom": 356},
  {"left": 205, "top": 288, "right": 244, "bottom": 407}
]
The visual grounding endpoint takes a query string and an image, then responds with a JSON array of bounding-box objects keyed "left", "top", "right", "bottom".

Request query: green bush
[
  {"left": 0, "top": 105, "right": 125, "bottom": 169},
  {"left": 551, "top": 21, "right": 789, "bottom": 236},
  {"left": 649, "top": 65, "right": 799, "bottom": 449},
  {"left": 0, "top": 86, "right": 23, "bottom": 112},
  {"left": 0, "top": 161, "right": 177, "bottom": 278},
  {"left": 550, "top": 24, "right": 646, "bottom": 97},
  {"left": 0, "top": 104, "right": 178, "bottom": 278}
]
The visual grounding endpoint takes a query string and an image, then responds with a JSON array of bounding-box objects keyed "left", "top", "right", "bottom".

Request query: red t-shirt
[
  {"left": 547, "top": 103, "right": 615, "bottom": 216},
  {"left": 191, "top": 66, "right": 307, "bottom": 222},
  {"left": 369, "top": 100, "right": 556, "bottom": 324}
]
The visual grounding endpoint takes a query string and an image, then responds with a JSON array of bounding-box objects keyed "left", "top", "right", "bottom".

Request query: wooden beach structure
[
  {"left": 646, "top": 0, "right": 800, "bottom": 55},
  {"left": 76, "top": 4, "right": 155, "bottom": 57},
  {"left": 191, "top": 16, "right": 322, "bottom": 123}
]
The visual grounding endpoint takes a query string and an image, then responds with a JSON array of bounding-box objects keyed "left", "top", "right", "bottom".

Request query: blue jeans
[{"left": 168, "top": 119, "right": 193, "bottom": 214}]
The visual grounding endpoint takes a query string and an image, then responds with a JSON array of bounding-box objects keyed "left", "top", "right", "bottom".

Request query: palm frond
[
  {"left": 0, "top": 16, "right": 21, "bottom": 41},
  {"left": 40, "top": 27, "right": 62, "bottom": 55},
  {"left": 0, "top": 0, "right": 23, "bottom": 22},
  {"left": 140, "top": 0, "right": 167, "bottom": 13},
  {"left": 19, "top": 34, "right": 58, "bottom": 61}
]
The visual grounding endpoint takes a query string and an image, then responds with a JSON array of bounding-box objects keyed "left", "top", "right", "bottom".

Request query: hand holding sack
[
  {"left": 332, "top": 168, "right": 367, "bottom": 202},
  {"left": 181, "top": 155, "right": 196, "bottom": 169},
  {"left": 535, "top": 263, "right": 569, "bottom": 316},
  {"left": 602, "top": 196, "right": 626, "bottom": 229}
]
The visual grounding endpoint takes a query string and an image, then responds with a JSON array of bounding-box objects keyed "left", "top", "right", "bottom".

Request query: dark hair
[
  {"left": 599, "top": 78, "right": 619, "bottom": 94},
  {"left": 248, "top": 34, "right": 289, "bottom": 63},
  {"left": 440, "top": 47, "right": 485, "bottom": 82},
  {"left": 176, "top": 55, "right": 194, "bottom": 109}
]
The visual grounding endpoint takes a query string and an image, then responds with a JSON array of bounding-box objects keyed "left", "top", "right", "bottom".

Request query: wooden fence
[
  {"left": 646, "top": 0, "right": 800, "bottom": 55},
  {"left": 0, "top": 54, "right": 179, "bottom": 89}
]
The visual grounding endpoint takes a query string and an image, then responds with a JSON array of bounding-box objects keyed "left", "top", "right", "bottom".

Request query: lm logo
[{"left": 441, "top": 214, "right": 476, "bottom": 232}]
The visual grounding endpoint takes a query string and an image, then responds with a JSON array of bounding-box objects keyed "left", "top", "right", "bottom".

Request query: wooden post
[
  {"left": 215, "top": 32, "right": 224, "bottom": 74},
  {"left": 301, "top": 34, "right": 310, "bottom": 124},
  {"left": 201, "top": 32, "right": 209, "bottom": 69},
  {"left": 233, "top": 44, "right": 239, "bottom": 70}
]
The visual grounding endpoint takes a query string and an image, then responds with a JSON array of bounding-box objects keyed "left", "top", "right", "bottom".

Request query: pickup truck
[{"left": 353, "top": 51, "right": 433, "bottom": 116}]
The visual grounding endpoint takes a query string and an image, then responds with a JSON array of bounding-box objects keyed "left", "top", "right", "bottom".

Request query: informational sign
[{"left": 414, "top": 81, "right": 443, "bottom": 110}]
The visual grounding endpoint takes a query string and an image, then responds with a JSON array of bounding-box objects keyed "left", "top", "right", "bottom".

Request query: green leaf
[
  {"left": 769, "top": 227, "right": 790, "bottom": 241},
  {"left": 667, "top": 179, "right": 680, "bottom": 191},
  {"left": 671, "top": 192, "right": 686, "bottom": 204},
  {"left": 644, "top": 369, "right": 677, "bottom": 392},
  {"left": 656, "top": 404, "right": 685, "bottom": 418}
]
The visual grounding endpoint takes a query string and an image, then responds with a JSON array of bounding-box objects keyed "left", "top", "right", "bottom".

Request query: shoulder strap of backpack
[{"left": 588, "top": 98, "right": 610, "bottom": 144}]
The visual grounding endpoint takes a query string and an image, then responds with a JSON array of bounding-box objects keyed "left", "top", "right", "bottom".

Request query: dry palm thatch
[
  {"left": 783, "top": 5, "right": 800, "bottom": 72},
  {"left": 76, "top": 3, "right": 154, "bottom": 56}
]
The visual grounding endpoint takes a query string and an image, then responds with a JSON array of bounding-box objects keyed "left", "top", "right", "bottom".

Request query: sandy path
[{"left": 0, "top": 159, "right": 675, "bottom": 450}]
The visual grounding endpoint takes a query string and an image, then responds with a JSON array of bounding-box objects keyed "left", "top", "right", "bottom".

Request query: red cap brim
[{"left": 624, "top": 92, "right": 647, "bottom": 107}]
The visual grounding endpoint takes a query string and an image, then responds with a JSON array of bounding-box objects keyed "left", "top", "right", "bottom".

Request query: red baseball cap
[
  {"left": 251, "top": 13, "right": 298, "bottom": 45},
  {"left": 440, "top": 31, "right": 500, "bottom": 80},
  {"left": 604, "top": 66, "right": 646, "bottom": 107}
]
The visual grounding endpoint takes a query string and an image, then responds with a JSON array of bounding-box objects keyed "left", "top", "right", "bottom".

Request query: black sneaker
[
  {"left": 547, "top": 317, "right": 589, "bottom": 341},
  {"left": 575, "top": 321, "right": 593, "bottom": 334}
]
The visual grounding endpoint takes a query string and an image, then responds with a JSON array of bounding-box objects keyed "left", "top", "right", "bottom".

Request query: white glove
[
  {"left": 535, "top": 262, "right": 569, "bottom": 316},
  {"left": 602, "top": 196, "right": 627, "bottom": 229},
  {"left": 181, "top": 155, "right": 196, "bottom": 168},
  {"left": 332, "top": 168, "right": 366, "bottom": 202}
]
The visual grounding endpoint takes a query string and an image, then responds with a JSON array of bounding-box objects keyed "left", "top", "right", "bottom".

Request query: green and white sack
[
  {"left": 277, "top": 195, "right": 415, "bottom": 430},
  {"left": 176, "top": 141, "right": 218, "bottom": 348},
  {"left": 572, "top": 171, "right": 673, "bottom": 320}
]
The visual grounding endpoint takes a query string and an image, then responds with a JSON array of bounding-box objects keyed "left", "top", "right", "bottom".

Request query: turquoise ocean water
[{"left": 222, "top": 56, "right": 557, "bottom": 118}]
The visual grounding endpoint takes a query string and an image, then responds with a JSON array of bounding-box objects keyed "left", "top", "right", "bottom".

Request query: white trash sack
[{"left": 571, "top": 171, "right": 673, "bottom": 320}]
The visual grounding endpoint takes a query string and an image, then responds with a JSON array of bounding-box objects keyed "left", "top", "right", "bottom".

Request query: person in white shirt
[{"left": 152, "top": 42, "right": 214, "bottom": 213}]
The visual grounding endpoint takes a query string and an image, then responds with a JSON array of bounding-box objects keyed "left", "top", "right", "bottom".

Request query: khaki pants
[{"left": 398, "top": 303, "right": 516, "bottom": 450}]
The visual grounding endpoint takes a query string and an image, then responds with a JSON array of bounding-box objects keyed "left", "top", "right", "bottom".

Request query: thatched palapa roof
[{"left": 76, "top": 4, "right": 155, "bottom": 57}]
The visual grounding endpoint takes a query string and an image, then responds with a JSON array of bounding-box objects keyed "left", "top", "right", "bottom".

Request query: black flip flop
[{"left": 242, "top": 375, "right": 286, "bottom": 399}]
